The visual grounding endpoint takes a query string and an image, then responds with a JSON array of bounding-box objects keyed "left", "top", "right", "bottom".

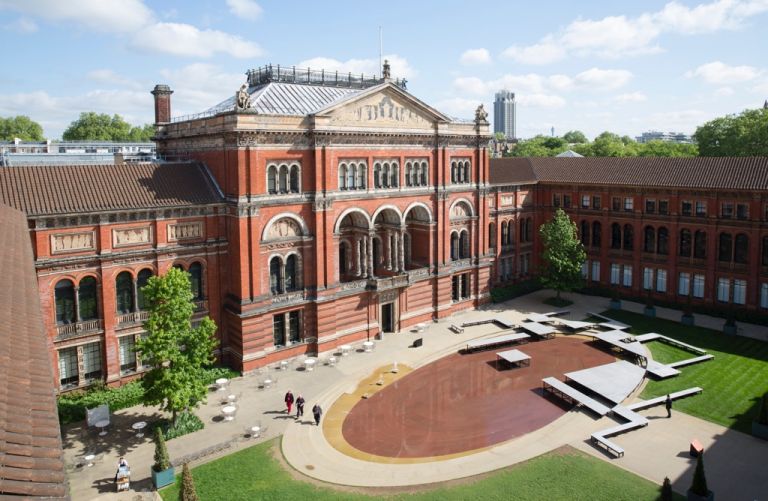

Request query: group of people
[{"left": 284, "top": 390, "right": 322, "bottom": 425}]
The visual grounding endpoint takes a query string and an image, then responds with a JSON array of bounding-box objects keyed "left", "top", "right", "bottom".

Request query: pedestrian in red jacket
[{"left": 284, "top": 390, "right": 294, "bottom": 415}]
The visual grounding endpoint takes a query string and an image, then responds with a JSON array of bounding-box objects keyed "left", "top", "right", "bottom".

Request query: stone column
[
  {"left": 398, "top": 228, "right": 406, "bottom": 272},
  {"left": 74, "top": 286, "right": 81, "bottom": 323},
  {"left": 356, "top": 237, "right": 362, "bottom": 276},
  {"left": 132, "top": 279, "right": 139, "bottom": 313},
  {"left": 386, "top": 230, "right": 393, "bottom": 270},
  {"left": 280, "top": 263, "right": 286, "bottom": 294},
  {"left": 284, "top": 312, "right": 291, "bottom": 346},
  {"left": 367, "top": 233, "right": 375, "bottom": 278}
]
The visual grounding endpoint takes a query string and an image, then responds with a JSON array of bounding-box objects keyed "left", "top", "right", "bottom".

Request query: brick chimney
[{"left": 151, "top": 84, "right": 173, "bottom": 124}]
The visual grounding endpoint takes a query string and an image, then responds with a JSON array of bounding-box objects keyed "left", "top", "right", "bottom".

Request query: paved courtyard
[{"left": 62, "top": 291, "right": 768, "bottom": 500}]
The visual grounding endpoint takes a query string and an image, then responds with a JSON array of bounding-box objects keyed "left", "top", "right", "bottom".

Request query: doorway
[{"left": 381, "top": 302, "right": 395, "bottom": 333}]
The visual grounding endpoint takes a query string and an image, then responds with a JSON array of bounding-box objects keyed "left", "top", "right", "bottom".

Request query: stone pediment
[{"left": 316, "top": 85, "right": 449, "bottom": 130}]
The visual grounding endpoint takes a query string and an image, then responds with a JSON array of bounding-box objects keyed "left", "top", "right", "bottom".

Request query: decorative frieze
[
  {"left": 168, "top": 222, "right": 203, "bottom": 241},
  {"left": 51, "top": 232, "right": 95, "bottom": 254},
  {"left": 112, "top": 227, "right": 152, "bottom": 247}
]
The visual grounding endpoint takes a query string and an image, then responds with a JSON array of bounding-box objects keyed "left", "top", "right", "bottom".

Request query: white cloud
[
  {"left": 3, "top": 16, "right": 37, "bottom": 33},
  {"left": 132, "top": 23, "right": 263, "bottom": 58},
  {"left": 517, "top": 94, "right": 566, "bottom": 108},
  {"left": 460, "top": 48, "right": 491, "bottom": 65},
  {"left": 574, "top": 68, "right": 633, "bottom": 90},
  {"left": 499, "top": 0, "right": 768, "bottom": 63},
  {"left": 501, "top": 40, "right": 566, "bottom": 65},
  {"left": 714, "top": 86, "right": 735, "bottom": 96},
  {"left": 158, "top": 63, "right": 246, "bottom": 116},
  {"left": 86, "top": 69, "right": 144, "bottom": 90},
  {"left": 226, "top": 0, "right": 262, "bottom": 21},
  {"left": 0, "top": 0, "right": 153, "bottom": 33},
  {"left": 685, "top": 60, "right": 761, "bottom": 84},
  {"left": 613, "top": 92, "right": 648, "bottom": 102},
  {"left": 296, "top": 55, "right": 416, "bottom": 79},
  {"left": 433, "top": 97, "right": 486, "bottom": 120}
]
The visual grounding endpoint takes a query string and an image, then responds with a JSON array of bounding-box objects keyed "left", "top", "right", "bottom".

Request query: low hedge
[
  {"left": 58, "top": 367, "right": 240, "bottom": 425},
  {"left": 490, "top": 278, "right": 542, "bottom": 303}
]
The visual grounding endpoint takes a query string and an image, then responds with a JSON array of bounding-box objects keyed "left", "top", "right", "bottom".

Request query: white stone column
[
  {"left": 284, "top": 312, "right": 291, "bottom": 346},
  {"left": 398, "top": 228, "right": 406, "bottom": 272},
  {"left": 74, "top": 286, "right": 82, "bottom": 322},
  {"left": 367, "top": 233, "right": 375, "bottom": 278},
  {"left": 386, "top": 230, "right": 392, "bottom": 270},
  {"left": 356, "top": 237, "right": 362, "bottom": 276}
]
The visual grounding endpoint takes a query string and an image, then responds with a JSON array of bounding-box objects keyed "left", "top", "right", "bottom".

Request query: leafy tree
[
  {"left": 638, "top": 140, "right": 698, "bottom": 157},
  {"left": 538, "top": 208, "right": 586, "bottom": 300},
  {"left": 562, "top": 130, "right": 588, "bottom": 144},
  {"left": 153, "top": 428, "right": 171, "bottom": 472},
  {"left": 137, "top": 267, "right": 218, "bottom": 425},
  {"left": 180, "top": 463, "right": 199, "bottom": 501},
  {"left": 689, "top": 453, "right": 709, "bottom": 496},
  {"left": 510, "top": 135, "right": 569, "bottom": 157},
  {"left": 694, "top": 107, "right": 768, "bottom": 156},
  {"left": 0, "top": 115, "right": 45, "bottom": 141},
  {"left": 62, "top": 112, "right": 154, "bottom": 141},
  {"left": 661, "top": 476, "right": 673, "bottom": 501},
  {"left": 494, "top": 131, "right": 506, "bottom": 141}
]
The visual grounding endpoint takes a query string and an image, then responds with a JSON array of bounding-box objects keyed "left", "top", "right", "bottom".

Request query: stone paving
[{"left": 62, "top": 291, "right": 768, "bottom": 500}]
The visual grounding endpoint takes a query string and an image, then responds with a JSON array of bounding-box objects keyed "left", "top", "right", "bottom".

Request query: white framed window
[
  {"left": 761, "top": 283, "right": 768, "bottom": 309},
  {"left": 678, "top": 272, "right": 690, "bottom": 295},
  {"left": 82, "top": 342, "right": 103, "bottom": 381},
  {"left": 693, "top": 274, "right": 705, "bottom": 298},
  {"left": 581, "top": 195, "right": 590, "bottom": 208},
  {"left": 656, "top": 269, "right": 667, "bottom": 292},
  {"left": 610, "top": 263, "right": 621, "bottom": 285},
  {"left": 624, "top": 197, "right": 634, "bottom": 211},
  {"left": 733, "top": 279, "right": 746, "bottom": 305},
  {"left": 58, "top": 347, "right": 79, "bottom": 387},
  {"left": 591, "top": 261, "right": 600, "bottom": 282},
  {"left": 622, "top": 265, "right": 633, "bottom": 287},
  {"left": 581, "top": 262, "right": 588, "bottom": 278},
  {"left": 520, "top": 253, "right": 530, "bottom": 275},
  {"left": 717, "top": 278, "right": 730, "bottom": 302},
  {"left": 643, "top": 268, "right": 654, "bottom": 290},
  {"left": 119, "top": 336, "right": 137, "bottom": 374},
  {"left": 268, "top": 161, "right": 301, "bottom": 194}
]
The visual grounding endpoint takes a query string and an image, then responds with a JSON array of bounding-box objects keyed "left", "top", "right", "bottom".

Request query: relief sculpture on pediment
[
  {"left": 329, "top": 94, "right": 432, "bottom": 128},
  {"left": 51, "top": 232, "right": 95, "bottom": 253}
]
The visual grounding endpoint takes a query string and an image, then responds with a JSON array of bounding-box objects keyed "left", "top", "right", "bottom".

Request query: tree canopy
[
  {"left": 136, "top": 267, "right": 217, "bottom": 424},
  {"left": 562, "top": 130, "right": 588, "bottom": 144},
  {"left": 507, "top": 131, "right": 698, "bottom": 157},
  {"left": 538, "top": 208, "right": 586, "bottom": 299},
  {"left": 0, "top": 115, "right": 45, "bottom": 141},
  {"left": 694, "top": 107, "right": 768, "bottom": 156},
  {"left": 62, "top": 112, "right": 154, "bottom": 141}
]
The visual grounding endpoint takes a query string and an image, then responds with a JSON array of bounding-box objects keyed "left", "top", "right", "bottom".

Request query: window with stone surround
[
  {"left": 451, "top": 273, "right": 470, "bottom": 302},
  {"left": 273, "top": 310, "right": 301, "bottom": 348},
  {"left": 338, "top": 161, "right": 367, "bottom": 191},
  {"left": 58, "top": 347, "right": 79, "bottom": 388},
  {"left": 119, "top": 336, "right": 137, "bottom": 374},
  {"left": 405, "top": 159, "right": 428, "bottom": 187},
  {"left": 267, "top": 162, "right": 301, "bottom": 195},
  {"left": 374, "top": 160, "right": 399, "bottom": 188},
  {"left": 82, "top": 342, "right": 103, "bottom": 381},
  {"left": 450, "top": 159, "right": 471, "bottom": 184}
]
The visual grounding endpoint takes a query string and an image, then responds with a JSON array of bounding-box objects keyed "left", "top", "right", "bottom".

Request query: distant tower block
[
  {"left": 151, "top": 84, "right": 173, "bottom": 125},
  {"left": 493, "top": 90, "right": 516, "bottom": 140},
  {"left": 551, "top": 126, "right": 555, "bottom": 137}
]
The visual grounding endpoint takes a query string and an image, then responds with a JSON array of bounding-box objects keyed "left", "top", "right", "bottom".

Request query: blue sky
[{"left": 1, "top": 0, "right": 766, "bottom": 140}]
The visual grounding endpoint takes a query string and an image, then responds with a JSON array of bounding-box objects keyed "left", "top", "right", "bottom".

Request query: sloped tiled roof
[
  {"left": 0, "top": 162, "right": 223, "bottom": 216},
  {"left": 207, "top": 82, "right": 365, "bottom": 116},
  {"left": 490, "top": 157, "right": 768, "bottom": 190},
  {"left": 0, "top": 205, "right": 67, "bottom": 499}
]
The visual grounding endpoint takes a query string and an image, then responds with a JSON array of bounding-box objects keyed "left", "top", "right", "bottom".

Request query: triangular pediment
[{"left": 314, "top": 83, "right": 450, "bottom": 129}]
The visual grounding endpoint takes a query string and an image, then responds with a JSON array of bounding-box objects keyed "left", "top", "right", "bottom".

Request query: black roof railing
[{"left": 246, "top": 64, "right": 407, "bottom": 90}]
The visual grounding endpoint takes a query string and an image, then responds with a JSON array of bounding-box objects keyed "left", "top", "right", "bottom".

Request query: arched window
[
  {"left": 278, "top": 165, "right": 288, "bottom": 193},
  {"left": 643, "top": 226, "right": 655, "bottom": 253},
  {"left": 679, "top": 229, "right": 692, "bottom": 257},
  {"left": 623, "top": 224, "right": 634, "bottom": 250},
  {"left": 405, "top": 162, "right": 412, "bottom": 186},
  {"left": 339, "top": 164, "right": 347, "bottom": 190},
  {"left": 611, "top": 223, "right": 621, "bottom": 249},
  {"left": 285, "top": 255, "right": 298, "bottom": 292},
  {"left": 718, "top": 233, "right": 733, "bottom": 262},
  {"left": 78, "top": 276, "right": 98, "bottom": 321},
  {"left": 463, "top": 161, "right": 470, "bottom": 183},
  {"left": 451, "top": 162, "right": 457, "bottom": 183},
  {"left": 115, "top": 271, "right": 134, "bottom": 314},
  {"left": 357, "top": 163, "right": 366, "bottom": 189},
  {"left": 289, "top": 165, "right": 299, "bottom": 193},
  {"left": 137, "top": 269, "right": 153, "bottom": 310},
  {"left": 763, "top": 236, "right": 768, "bottom": 266},
  {"left": 383, "top": 163, "right": 391, "bottom": 188},
  {"left": 501, "top": 221, "right": 509, "bottom": 245},
  {"left": 489, "top": 222, "right": 496, "bottom": 249},
  {"left": 269, "top": 257, "right": 282, "bottom": 295},
  {"left": 267, "top": 165, "right": 277, "bottom": 194},
  {"left": 391, "top": 162, "right": 399, "bottom": 187},
  {"left": 189, "top": 262, "right": 203, "bottom": 300},
  {"left": 339, "top": 241, "right": 349, "bottom": 275},
  {"left": 459, "top": 230, "right": 470, "bottom": 258},
  {"left": 657, "top": 227, "right": 669, "bottom": 255},
  {"left": 420, "top": 162, "right": 428, "bottom": 186},
  {"left": 580, "top": 221, "right": 590, "bottom": 246},
  {"left": 374, "top": 163, "right": 381, "bottom": 188},
  {"left": 55, "top": 279, "right": 75, "bottom": 324},
  {"left": 734, "top": 233, "right": 749, "bottom": 264},
  {"left": 694, "top": 231, "right": 707, "bottom": 259},
  {"left": 592, "top": 221, "right": 602, "bottom": 247},
  {"left": 450, "top": 232, "right": 459, "bottom": 260},
  {"left": 373, "top": 238, "right": 382, "bottom": 269},
  {"left": 347, "top": 163, "right": 356, "bottom": 189}
]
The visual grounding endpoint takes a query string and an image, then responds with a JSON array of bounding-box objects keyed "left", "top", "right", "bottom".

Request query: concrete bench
[
  {"left": 591, "top": 434, "right": 625, "bottom": 458},
  {"left": 449, "top": 324, "right": 464, "bottom": 334},
  {"left": 667, "top": 354, "right": 714, "bottom": 368},
  {"left": 542, "top": 377, "right": 611, "bottom": 416},
  {"left": 626, "top": 387, "right": 703, "bottom": 411}
]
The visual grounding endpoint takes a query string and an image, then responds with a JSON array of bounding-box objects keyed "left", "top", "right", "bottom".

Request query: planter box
[
  {"left": 609, "top": 299, "right": 622, "bottom": 310},
  {"left": 752, "top": 421, "right": 768, "bottom": 440},
  {"left": 681, "top": 314, "right": 695, "bottom": 326},
  {"left": 644, "top": 306, "right": 656, "bottom": 318},
  {"left": 722, "top": 323, "right": 737, "bottom": 335},
  {"left": 687, "top": 489, "right": 714, "bottom": 501},
  {"left": 151, "top": 467, "right": 175, "bottom": 489}
]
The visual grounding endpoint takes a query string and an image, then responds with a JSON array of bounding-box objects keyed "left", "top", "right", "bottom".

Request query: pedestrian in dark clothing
[
  {"left": 285, "top": 390, "right": 294, "bottom": 415},
  {"left": 665, "top": 394, "right": 672, "bottom": 418},
  {"left": 312, "top": 403, "right": 322, "bottom": 426},
  {"left": 295, "top": 395, "right": 305, "bottom": 419}
]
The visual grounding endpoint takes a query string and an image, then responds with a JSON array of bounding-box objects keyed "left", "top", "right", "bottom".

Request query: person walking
[
  {"left": 295, "top": 394, "right": 305, "bottom": 419},
  {"left": 312, "top": 403, "right": 322, "bottom": 426},
  {"left": 284, "top": 390, "right": 295, "bottom": 415},
  {"left": 665, "top": 394, "right": 672, "bottom": 418}
]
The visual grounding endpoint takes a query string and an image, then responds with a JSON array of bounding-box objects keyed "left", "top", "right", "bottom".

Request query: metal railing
[{"left": 246, "top": 64, "right": 407, "bottom": 90}]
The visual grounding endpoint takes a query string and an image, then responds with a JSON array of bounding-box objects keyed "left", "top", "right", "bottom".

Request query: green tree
[
  {"left": 180, "top": 463, "right": 199, "bottom": 501},
  {"left": 562, "top": 130, "right": 588, "bottom": 144},
  {"left": 62, "top": 112, "right": 154, "bottom": 141},
  {"left": 661, "top": 476, "right": 673, "bottom": 501},
  {"left": 637, "top": 140, "right": 698, "bottom": 157},
  {"left": 694, "top": 107, "right": 768, "bottom": 156},
  {"left": 511, "top": 135, "right": 569, "bottom": 157},
  {"left": 137, "top": 267, "right": 218, "bottom": 425},
  {"left": 538, "top": 208, "right": 586, "bottom": 300},
  {"left": 153, "top": 428, "right": 171, "bottom": 472},
  {"left": 0, "top": 115, "right": 45, "bottom": 141}
]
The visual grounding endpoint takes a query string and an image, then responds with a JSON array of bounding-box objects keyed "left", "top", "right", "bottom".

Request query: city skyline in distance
[{"left": 0, "top": 0, "right": 767, "bottom": 140}]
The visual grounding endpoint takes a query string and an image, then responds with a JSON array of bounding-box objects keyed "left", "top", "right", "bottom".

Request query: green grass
[
  {"left": 642, "top": 341, "right": 693, "bottom": 365},
  {"left": 601, "top": 310, "right": 768, "bottom": 433},
  {"left": 160, "top": 439, "right": 680, "bottom": 501}
]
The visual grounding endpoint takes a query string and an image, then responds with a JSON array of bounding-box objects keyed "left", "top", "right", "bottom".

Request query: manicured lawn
[
  {"left": 602, "top": 310, "right": 768, "bottom": 433},
  {"left": 161, "top": 439, "right": 679, "bottom": 501},
  {"left": 643, "top": 341, "right": 693, "bottom": 365}
]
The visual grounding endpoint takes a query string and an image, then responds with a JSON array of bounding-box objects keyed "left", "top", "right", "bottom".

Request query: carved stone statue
[
  {"left": 475, "top": 104, "right": 488, "bottom": 123},
  {"left": 236, "top": 83, "right": 251, "bottom": 110}
]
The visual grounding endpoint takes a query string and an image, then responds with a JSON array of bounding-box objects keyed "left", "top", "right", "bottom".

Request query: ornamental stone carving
[
  {"left": 235, "top": 83, "right": 251, "bottom": 110},
  {"left": 51, "top": 232, "right": 95, "bottom": 253},
  {"left": 475, "top": 104, "right": 489, "bottom": 123},
  {"left": 329, "top": 93, "right": 432, "bottom": 128},
  {"left": 450, "top": 203, "right": 471, "bottom": 219},
  {"left": 168, "top": 222, "right": 203, "bottom": 241},
  {"left": 112, "top": 227, "right": 152, "bottom": 247},
  {"left": 266, "top": 218, "right": 302, "bottom": 240}
]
